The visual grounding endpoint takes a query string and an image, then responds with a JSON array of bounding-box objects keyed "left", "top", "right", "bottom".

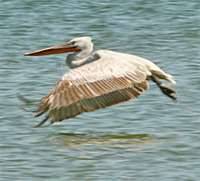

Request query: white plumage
[{"left": 21, "top": 36, "right": 177, "bottom": 126}]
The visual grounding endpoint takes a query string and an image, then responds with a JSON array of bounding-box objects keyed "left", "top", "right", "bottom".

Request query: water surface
[{"left": 0, "top": 0, "right": 199, "bottom": 180}]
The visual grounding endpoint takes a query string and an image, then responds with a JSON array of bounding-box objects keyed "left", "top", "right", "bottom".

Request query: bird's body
[{"left": 20, "top": 37, "right": 177, "bottom": 127}]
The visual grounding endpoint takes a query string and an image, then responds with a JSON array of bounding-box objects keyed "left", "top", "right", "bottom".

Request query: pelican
[{"left": 19, "top": 36, "right": 177, "bottom": 127}]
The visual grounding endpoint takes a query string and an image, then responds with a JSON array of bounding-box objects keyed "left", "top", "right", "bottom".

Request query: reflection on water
[{"left": 51, "top": 132, "right": 154, "bottom": 147}]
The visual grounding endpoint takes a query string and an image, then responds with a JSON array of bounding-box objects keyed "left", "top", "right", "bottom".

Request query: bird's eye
[{"left": 71, "top": 41, "right": 76, "bottom": 45}]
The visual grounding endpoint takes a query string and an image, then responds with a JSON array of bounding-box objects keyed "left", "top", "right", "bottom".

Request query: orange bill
[{"left": 24, "top": 42, "right": 81, "bottom": 56}]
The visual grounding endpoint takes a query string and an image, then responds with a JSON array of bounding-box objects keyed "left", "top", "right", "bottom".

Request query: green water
[{"left": 0, "top": 0, "right": 199, "bottom": 180}]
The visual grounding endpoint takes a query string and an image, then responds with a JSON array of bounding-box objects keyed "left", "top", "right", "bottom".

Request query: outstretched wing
[{"left": 34, "top": 50, "right": 149, "bottom": 126}]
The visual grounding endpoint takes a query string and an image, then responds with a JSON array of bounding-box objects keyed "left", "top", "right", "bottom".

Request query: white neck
[{"left": 66, "top": 45, "right": 93, "bottom": 69}]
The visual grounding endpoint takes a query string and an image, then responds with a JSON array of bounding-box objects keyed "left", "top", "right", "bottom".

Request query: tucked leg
[{"left": 150, "top": 75, "right": 178, "bottom": 101}]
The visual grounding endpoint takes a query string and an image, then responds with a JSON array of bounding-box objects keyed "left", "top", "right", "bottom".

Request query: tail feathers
[
  {"left": 151, "top": 70, "right": 177, "bottom": 84},
  {"left": 165, "top": 73, "right": 177, "bottom": 84}
]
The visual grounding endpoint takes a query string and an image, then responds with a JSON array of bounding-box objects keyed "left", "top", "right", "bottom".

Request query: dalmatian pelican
[{"left": 19, "top": 36, "right": 178, "bottom": 127}]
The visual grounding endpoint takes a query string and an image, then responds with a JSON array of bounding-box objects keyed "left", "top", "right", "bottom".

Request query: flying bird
[{"left": 19, "top": 36, "right": 178, "bottom": 127}]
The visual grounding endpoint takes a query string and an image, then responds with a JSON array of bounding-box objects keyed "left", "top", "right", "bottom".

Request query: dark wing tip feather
[
  {"left": 17, "top": 93, "right": 40, "bottom": 104},
  {"left": 34, "top": 116, "right": 50, "bottom": 127}
]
